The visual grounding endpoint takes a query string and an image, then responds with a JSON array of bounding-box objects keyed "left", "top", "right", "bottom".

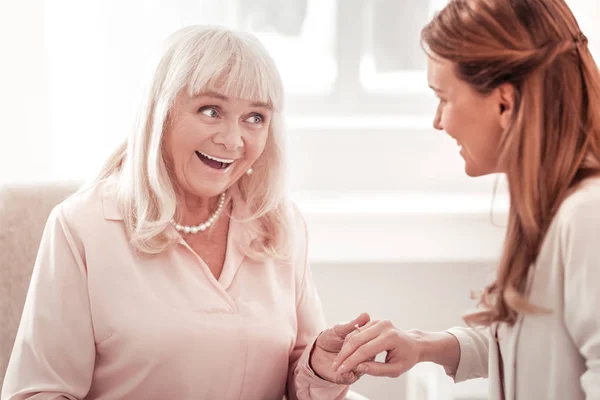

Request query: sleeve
[
  {"left": 561, "top": 197, "right": 600, "bottom": 399},
  {"left": 286, "top": 213, "right": 349, "bottom": 400},
  {"left": 444, "top": 326, "right": 490, "bottom": 383},
  {"left": 1, "top": 205, "right": 95, "bottom": 400}
]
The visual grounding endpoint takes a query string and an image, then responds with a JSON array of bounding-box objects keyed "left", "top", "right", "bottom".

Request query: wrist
[
  {"left": 407, "top": 329, "right": 429, "bottom": 363},
  {"left": 408, "top": 329, "right": 460, "bottom": 371},
  {"left": 308, "top": 345, "right": 327, "bottom": 380}
]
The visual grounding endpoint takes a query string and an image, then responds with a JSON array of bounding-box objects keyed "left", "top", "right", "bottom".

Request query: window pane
[
  {"left": 359, "top": 0, "right": 448, "bottom": 94},
  {"left": 236, "top": 0, "right": 338, "bottom": 95}
]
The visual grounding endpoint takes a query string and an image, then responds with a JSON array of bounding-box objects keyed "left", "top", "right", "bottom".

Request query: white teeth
[{"left": 198, "top": 151, "right": 234, "bottom": 164}]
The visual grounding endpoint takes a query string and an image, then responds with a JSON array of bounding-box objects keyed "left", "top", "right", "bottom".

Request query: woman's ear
[{"left": 497, "top": 83, "right": 516, "bottom": 130}]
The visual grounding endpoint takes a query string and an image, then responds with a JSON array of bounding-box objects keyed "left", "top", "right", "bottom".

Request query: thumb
[{"left": 333, "top": 312, "right": 370, "bottom": 338}]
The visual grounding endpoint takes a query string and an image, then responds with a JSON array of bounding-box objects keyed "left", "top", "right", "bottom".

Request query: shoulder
[
  {"left": 288, "top": 200, "right": 309, "bottom": 257},
  {"left": 281, "top": 200, "right": 312, "bottom": 289},
  {"left": 59, "top": 179, "right": 113, "bottom": 222},
  {"left": 554, "top": 177, "right": 600, "bottom": 232},
  {"left": 51, "top": 178, "right": 121, "bottom": 243},
  {"left": 289, "top": 200, "right": 308, "bottom": 237},
  {"left": 548, "top": 177, "right": 600, "bottom": 263}
]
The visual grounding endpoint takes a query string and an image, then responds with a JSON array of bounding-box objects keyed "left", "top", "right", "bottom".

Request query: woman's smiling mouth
[{"left": 195, "top": 151, "right": 235, "bottom": 170}]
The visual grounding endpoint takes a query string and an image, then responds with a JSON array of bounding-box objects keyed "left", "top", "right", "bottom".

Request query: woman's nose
[{"left": 212, "top": 121, "right": 244, "bottom": 151}]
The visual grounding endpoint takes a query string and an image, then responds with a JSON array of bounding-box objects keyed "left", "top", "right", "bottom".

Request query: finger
[
  {"left": 335, "top": 368, "right": 368, "bottom": 385},
  {"left": 332, "top": 312, "right": 370, "bottom": 338},
  {"left": 336, "top": 370, "right": 358, "bottom": 385},
  {"left": 337, "top": 334, "right": 392, "bottom": 374},
  {"left": 343, "top": 319, "right": 379, "bottom": 345},
  {"left": 340, "top": 319, "right": 381, "bottom": 353},
  {"left": 333, "top": 322, "right": 385, "bottom": 371},
  {"left": 316, "top": 315, "right": 373, "bottom": 353},
  {"left": 355, "top": 360, "right": 410, "bottom": 378},
  {"left": 352, "top": 316, "right": 375, "bottom": 331}
]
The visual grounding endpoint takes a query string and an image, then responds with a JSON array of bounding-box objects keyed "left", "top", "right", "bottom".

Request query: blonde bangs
[{"left": 186, "top": 30, "right": 283, "bottom": 110}]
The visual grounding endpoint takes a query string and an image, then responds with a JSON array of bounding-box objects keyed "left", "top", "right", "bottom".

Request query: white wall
[
  {"left": 0, "top": 0, "right": 50, "bottom": 183},
  {"left": 312, "top": 261, "right": 493, "bottom": 399}
]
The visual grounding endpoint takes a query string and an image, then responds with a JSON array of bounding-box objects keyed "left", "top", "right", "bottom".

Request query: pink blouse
[{"left": 2, "top": 180, "right": 348, "bottom": 400}]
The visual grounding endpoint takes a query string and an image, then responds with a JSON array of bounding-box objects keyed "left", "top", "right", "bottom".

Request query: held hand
[
  {"left": 309, "top": 313, "right": 371, "bottom": 384},
  {"left": 332, "top": 320, "right": 422, "bottom": 378}
]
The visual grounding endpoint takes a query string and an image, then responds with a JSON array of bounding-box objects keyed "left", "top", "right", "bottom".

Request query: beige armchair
[
  {"left": 0, "top": 182, "right": 368, "bottom": 399},
  {"left": 0, "top": 181, "right": 81, "bottom": 390}
]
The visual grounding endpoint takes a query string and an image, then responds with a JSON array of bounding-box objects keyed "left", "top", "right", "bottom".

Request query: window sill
[{"left": 294, "top": 192, "right": 509, "bottom": 264}]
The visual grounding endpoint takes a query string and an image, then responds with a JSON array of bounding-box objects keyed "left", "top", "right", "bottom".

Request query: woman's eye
[
  {"left": 200, "top": 107, "right": 219, "bottom": 118},
  {"left": 246, "top": 114, "right": 264, "bottom": 124}
]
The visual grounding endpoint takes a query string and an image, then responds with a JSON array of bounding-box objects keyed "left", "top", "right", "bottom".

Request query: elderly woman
[{"left": 2, "top": 26, "right": 368, "bottom": 400}]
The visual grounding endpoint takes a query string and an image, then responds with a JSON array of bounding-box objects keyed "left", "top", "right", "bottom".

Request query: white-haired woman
[{"left": 2, "top": 26, "right": 368, "bottom": 400}]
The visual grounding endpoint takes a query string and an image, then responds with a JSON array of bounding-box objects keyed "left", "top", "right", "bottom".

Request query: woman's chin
[
  {"left": 180, "top": 179, "right": 230, "bottom": 200},
  {"left": 464, "top": 167, "right": 482, "bottom": 177},
  {"left": 462, "top": 157, "right": 481, "bottom": 177},
  {"left": 461, "top": 151, "right": 483, "bottom": 177},
  {"left": 464, "top": 162, "right": 495, "bottom": 178}
]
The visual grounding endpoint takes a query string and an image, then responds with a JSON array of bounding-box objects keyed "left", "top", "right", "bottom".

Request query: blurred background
[{"left": 1, "top": 0, "right": 600, "bottom": 398}]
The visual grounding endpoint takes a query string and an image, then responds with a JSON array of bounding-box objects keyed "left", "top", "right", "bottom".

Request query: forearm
[
  {"left": 288, "top": 338, "right": 349, "bottom": 400},
  {"left": 410, "top": 330, "right": 460, "bottom": 373}
]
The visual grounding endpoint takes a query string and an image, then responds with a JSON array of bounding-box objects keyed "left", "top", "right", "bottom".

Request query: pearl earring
[{"left": 246, "top": 167, "right": 253, "bottom": 176}]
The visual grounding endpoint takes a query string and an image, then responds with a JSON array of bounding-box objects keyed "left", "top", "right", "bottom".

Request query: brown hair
[{"left": 422, "top": 0, "right": 600, "bottom": 326}]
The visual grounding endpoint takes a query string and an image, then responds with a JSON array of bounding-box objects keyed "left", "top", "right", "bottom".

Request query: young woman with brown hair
[{"left": 330, "top": 1, "right": 600, "bottom": 398}]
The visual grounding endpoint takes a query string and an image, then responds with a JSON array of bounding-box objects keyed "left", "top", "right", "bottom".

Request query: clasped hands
[{"left": 309, "top": 313, "right": 422, "bottom": 384}]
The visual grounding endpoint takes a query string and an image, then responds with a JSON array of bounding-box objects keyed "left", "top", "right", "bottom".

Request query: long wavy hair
[
  {"left": 422, "top": 0, "right": 600, "bottom": 325},
  {"left": 94, "top": 25, "right": 292, "bottom": 260}
]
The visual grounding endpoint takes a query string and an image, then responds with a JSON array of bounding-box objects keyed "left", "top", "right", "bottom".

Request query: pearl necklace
[{"left": 171, "top": 192, "right": 226, "bottom": 234}]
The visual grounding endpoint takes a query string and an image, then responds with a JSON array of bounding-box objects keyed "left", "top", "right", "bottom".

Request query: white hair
[{"left": 94, "top": 25, "right": 292, "bottom": 260}]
